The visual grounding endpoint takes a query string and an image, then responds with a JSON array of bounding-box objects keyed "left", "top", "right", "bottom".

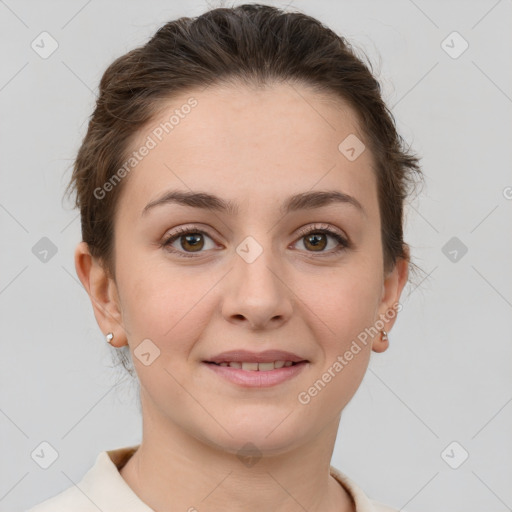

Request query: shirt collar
[
  {"left": 77, "top": 445, "right": 153, "bottom": 511},
  {"left": 78, "top": 445, "right": 382, "bottom": 511}
]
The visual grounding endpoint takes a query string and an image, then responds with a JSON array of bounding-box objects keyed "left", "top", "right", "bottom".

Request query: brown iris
[
  {"left": 181, "top": 233, "right": 204, "bottom": 252},
  {"left": 303, "top": 233, "right": 327, "bottom": 251}
]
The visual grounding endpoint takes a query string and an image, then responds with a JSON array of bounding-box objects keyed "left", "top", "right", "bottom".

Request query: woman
[{"left": 28, "top": 3, "right": 422, "bottom": 511}]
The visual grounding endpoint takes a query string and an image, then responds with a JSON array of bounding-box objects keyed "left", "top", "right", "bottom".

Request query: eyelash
[{"left": 161, "top": 223, "right": 351, "bottom": 259}]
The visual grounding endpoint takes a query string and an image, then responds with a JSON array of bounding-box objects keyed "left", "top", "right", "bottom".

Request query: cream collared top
[{"left": 26, "top": 445, "right": 400, "bottom": 511}]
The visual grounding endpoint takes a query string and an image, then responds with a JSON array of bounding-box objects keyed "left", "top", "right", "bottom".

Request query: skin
[{"left": 75, "top": 81, "right": 409, "bottom": 512}]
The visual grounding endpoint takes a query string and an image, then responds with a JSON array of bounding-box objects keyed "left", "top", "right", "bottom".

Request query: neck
[{"left": 120, "top": 395, "right": 354, "bottom": 512}]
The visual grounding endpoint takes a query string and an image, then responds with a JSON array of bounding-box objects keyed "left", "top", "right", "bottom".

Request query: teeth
[
  {"left": 216, "top": 361, "right": 298, "bottom": 371},
  {"left": 241, "top": 362, "right": 259, "bottom": 371}
]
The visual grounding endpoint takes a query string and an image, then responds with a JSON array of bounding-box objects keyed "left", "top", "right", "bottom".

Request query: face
[{"left": 77, "top": 82, "right": 408, "bottom": 455}]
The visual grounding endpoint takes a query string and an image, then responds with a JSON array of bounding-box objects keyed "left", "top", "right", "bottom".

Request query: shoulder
[
  {"left": 26, "top": 445, "right": 142, "bottom": 512},
  {"left": 25, "top": 485, "right": 95, "bottom": 511},
  {"left": 330, "top": 465, "right": 404, "bottom": 512}
]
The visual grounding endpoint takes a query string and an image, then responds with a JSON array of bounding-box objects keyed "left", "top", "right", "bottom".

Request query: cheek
[
  {"left": 295, "top": 275, "right": 377, "bottom": 419},
  {"left": 117, "top": 257, "right": 213, "bottom": 355},
  {"left": 297, "top": 260, "right": 382, "bottom": 345}
]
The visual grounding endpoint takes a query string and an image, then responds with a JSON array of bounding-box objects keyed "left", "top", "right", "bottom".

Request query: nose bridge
[
  {"left": 234, "top": 232, "right": 282, "bottom": 295},
  {"left": 222, "top": 231, "right": 292, "bottom": 328}
]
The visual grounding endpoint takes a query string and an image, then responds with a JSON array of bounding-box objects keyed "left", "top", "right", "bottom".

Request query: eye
[
  {"left": 161, "top": 226, "right": 217, "bottom": 258},
  {"left": 161, "top": 223, "right": 351, "bottom": 259},
  {"left": 293, "top": 223, "right": 350, "bottom": 255}
]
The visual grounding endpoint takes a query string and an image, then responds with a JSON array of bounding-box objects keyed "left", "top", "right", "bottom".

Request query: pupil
[
  {"left": 183, "top": 234, "right": 203, "bottom": 251},
  {"left": 307, "top": 233, "right": 326, "bottom": 251}
]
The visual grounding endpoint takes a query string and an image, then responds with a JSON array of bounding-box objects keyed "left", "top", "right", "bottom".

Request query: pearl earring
[
  {"left": 381, "top": 330, "right": 388, "bottom": 342},
  {"left": 106, "top": 332, "right": 114, "bottom": 344}
]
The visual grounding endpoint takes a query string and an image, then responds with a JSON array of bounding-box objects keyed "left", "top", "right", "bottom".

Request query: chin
[
  {"left": 208, "top": 432, "right": 302, "bottom": 459},
  {"left": 199, "top": 409, "right": 308, "bottom": 455}
]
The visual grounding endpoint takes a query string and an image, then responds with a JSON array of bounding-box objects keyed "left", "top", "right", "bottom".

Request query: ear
[
  {"left": 372, "top": 246, "right": 410, "bottom": 353},
  {"left": 74, "top": 241, "right": 127, "bottom": 347}
]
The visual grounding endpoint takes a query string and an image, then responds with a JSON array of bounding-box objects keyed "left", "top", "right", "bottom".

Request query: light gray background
[{"left": 1, "top": 1, "right": 511, "bottom": 511}]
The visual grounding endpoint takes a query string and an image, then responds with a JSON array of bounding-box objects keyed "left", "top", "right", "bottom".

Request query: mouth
[
  {"left": 202, "top": 349, "right": 309, "bottom": 387},
  {"left": 202, "top": 359, "right": 309, "bottom": 389},
  {"left": 204, "top": 360, "right": 304, "bottom": 371},
  {"left": 204, "top": 349, "right": 308, "bottom": 366}
]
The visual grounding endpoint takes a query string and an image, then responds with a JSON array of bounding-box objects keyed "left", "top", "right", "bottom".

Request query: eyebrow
[{"left": 141, "top": 189, "right": 366, "bottom": 218}]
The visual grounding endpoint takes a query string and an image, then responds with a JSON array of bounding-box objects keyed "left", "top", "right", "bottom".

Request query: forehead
[{"left": 118, "top": 82, "right": 378, "bottom": 220}]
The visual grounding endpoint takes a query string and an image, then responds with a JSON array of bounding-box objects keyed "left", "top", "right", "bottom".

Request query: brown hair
[{"left": 64, "top": 3, "right": 423, "bottom": 376}]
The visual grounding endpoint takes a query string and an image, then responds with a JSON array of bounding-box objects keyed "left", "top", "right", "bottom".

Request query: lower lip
[{"left": 203, "top": 361, "right": 308, "bottom": 388}]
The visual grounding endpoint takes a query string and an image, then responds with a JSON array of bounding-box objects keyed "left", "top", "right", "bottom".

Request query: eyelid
[
  {"left": 292, "top": 223, "right": 351, "bottom": 255},
  {"left": 161, "top": 222, "right": 350, "bottom": 257},
  {"left": 161, "top": 224, "right": 217, "bottom": 244},
  {"left": 294, "top": 222, "right": 348, "bottom": 241}
]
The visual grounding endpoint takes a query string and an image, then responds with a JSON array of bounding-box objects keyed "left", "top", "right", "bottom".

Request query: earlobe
[
  {"left": 371, "top": 252, "right": 409, "bottom": 353},
  {"left": 372, "top": 330, "right": 389, "bottom": 353},
  {"left": 74, "top": 241, "right": 126, "bottom": 346}
]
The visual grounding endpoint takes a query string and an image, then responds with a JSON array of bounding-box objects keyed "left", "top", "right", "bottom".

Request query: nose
[{"left": 221, "top": 240, "right": 293, "bottom": 331}]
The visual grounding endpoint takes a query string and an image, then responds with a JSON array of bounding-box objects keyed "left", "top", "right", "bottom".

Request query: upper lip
[{"left": 204, "top": 350, "right": 307, "bottom": 364}]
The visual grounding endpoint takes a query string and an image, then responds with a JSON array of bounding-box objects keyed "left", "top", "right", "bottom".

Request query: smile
[
  {"left": 207, "top": 360, "right": 299, "bottom": 371},
  {"left": 203, "top": 360, "right": 308, "bottom": 387}
]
